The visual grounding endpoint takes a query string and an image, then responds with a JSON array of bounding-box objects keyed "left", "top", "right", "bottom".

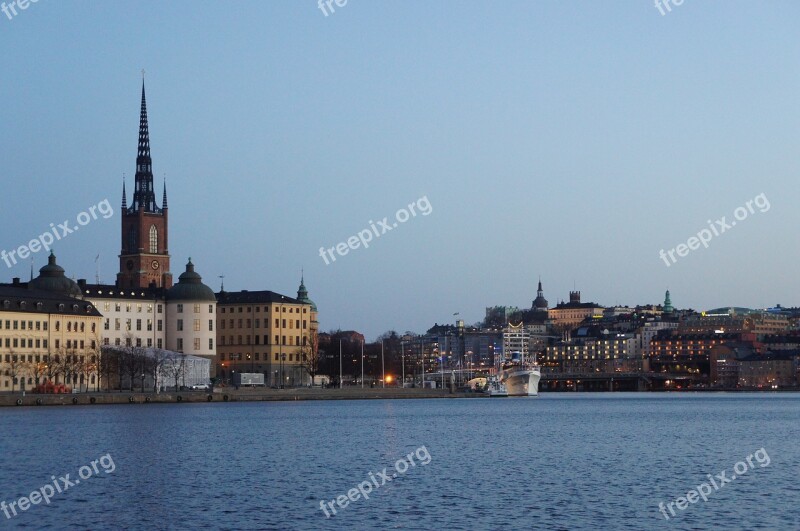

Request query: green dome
[
  {"left": 28, "top": 252, "right": 82, "bottom": 298},
  {"left": 166, "top": 259, "right": 216, "bottom": 302},
  {"left": 297, "top": 275, "right": 317, "bottom": 311}
]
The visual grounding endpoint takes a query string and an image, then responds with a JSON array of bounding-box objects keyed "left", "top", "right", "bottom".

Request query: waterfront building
[
  {"left": 0, "top": 254, "right": 103, "bottom": 391},
  {"left": 215, "top": 277, "right": 318, "bottom": 386}
]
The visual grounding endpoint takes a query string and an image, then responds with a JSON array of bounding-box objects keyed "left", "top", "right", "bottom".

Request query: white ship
[{"left": 499, "top": 351, "right": 541, "bottom": 397}]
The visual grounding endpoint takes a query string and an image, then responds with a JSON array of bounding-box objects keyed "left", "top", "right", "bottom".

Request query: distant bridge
[{"left": 540, "top": 372, "right": 699, "bottom": 391}]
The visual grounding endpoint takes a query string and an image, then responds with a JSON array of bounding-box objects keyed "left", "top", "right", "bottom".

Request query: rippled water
[{"left": 0, "top": 394, "right": 798, "bottom": 530}]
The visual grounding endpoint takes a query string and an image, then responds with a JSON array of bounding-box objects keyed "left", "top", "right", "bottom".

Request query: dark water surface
[{"left": 0, "top": 393, "right": 798, "bottom": 530}]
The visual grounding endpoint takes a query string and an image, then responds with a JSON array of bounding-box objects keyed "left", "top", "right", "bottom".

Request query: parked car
[{"left": 190, "top": 384, "right": 210, "bottom": 390}]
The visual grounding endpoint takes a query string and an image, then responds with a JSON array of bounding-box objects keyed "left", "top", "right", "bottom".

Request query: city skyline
[{"left": 2, "top": 2, "right": 799, "bottom": 340}]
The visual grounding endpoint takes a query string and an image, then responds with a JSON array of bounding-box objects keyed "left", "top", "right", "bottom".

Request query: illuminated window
[{"left": 149, "top": 225, "right": 158, "bottom": 253}]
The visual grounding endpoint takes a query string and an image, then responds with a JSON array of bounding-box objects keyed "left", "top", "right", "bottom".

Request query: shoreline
[{"left": 1, "top": 387, "right": 797, "bottom": 407}]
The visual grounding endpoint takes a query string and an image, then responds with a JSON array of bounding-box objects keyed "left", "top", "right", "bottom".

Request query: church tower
[{"left": 117, "top": 79, "right": 172, "bottom": 289}]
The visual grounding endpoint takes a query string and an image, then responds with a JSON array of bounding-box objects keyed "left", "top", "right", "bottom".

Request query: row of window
[
  {"left": 220, "top": 335, "right": 306, "bottom": 347},
  {"left": 0, "top": 320, "right": 47, "bottom": 331},
  {"left": 220, "top": 352, "right": 306, "bottom": 362},
  {"left": 220, "top": 306, "right": 307, "bottom": 314},
  {"left": 106, "top": 318, "right": 161, "bottom": 332},
  {"left": 176, "top": 320, "right": 214, "bottom": 332},
  {"left": 3, "top": 338, "right": 48, "bottom": 349},
  {"left": 176, "top": 304, "right": 214, "bottom": 314},
  {"left": 219, "top": 319, "right": 307, "bottom": 330},
  {"left": 103, "top": 302, "right": 162, "bottom": 314},
  {"left": 103, "top": 337, "right": 163, "bottom": 349},
  {"left": 3, "top": 353, "right": 97, "bottom": 363},
  {"left": 0, "top": 320, "right": 97, "bottom": 334}
]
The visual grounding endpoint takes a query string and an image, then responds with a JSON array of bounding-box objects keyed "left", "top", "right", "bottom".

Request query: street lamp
[{"left": 280, "top": 353, "right": 286, "bottom": 389}]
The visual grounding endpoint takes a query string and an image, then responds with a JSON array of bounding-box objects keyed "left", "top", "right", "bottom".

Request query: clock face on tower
[{"left": 151, "top": 260, "right": 160, "bottom": 270}]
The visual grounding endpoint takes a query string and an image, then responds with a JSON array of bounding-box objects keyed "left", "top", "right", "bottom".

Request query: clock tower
[{"left": 117, "top": 79, "right": 172, "bottom": 289}]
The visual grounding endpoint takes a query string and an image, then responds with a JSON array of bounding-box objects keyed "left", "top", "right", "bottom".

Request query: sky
[{"left": 1, "top": 1, "right": 799, "bottom": 340}]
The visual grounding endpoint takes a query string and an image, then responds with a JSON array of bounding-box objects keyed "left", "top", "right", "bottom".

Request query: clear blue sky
[{"left": 1, "top": 1, "right": 798, "bottom": 339}]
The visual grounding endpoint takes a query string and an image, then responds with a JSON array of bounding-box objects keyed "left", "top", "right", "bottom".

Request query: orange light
[{"left": 385, "top": 375, "right": 394, "bottom": 383}]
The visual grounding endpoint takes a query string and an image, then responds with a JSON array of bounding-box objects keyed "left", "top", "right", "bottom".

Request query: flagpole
[
  {"left": 381, "top": 341, "right": 385, "bottom": 388},
  {"left": 361, "top": 340, "right": 364, "bottom": 388},
  {"left": 339, "top": 339, "right": 342, "bottom": 389}
]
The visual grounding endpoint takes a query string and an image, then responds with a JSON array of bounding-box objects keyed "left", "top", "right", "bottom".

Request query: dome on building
[
  {"left": 166, "top": 259, "right": 216, "bottom": 302},
  {"left": 296, "top": 274, "right": 317, "bottom": 312},
  {"left": 28, "top": 252, "right": 82, "bottom": 298},
  {"left": 532, "top": 279, "right": 548, "bottom": 311}
]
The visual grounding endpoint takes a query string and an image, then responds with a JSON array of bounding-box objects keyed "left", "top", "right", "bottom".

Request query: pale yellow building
[
  {"left": 215, "top": 277, "right": 318, "bottom": 387},
  {"left": 0, "top": 254, "right": 103, "bottom": 391}
]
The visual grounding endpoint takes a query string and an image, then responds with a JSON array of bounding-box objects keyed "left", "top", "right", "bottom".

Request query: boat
[
  {"left": 499, "top": 351, "right": 541, "bottom": 397},
  {"left": 485, "top": 375, "right": 508, "bottom": 397}
]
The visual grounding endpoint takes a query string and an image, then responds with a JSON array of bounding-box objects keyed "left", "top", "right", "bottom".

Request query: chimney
[
  {"left": 12, "top": 277, "right": 20, "bottom": 286},
  {"left": 77, "top": 279, "right": 87, "bottom": 289}
]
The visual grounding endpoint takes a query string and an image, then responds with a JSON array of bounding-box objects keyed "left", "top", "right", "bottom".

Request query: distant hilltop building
[{"left": 548, "top": 290, "right": 604, "bottom": 332}]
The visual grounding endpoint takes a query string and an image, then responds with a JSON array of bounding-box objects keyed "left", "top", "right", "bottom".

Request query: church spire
[
  {"left": 130, "top": 75, "right": 158, "bottom": 213},
  {"left": 121, "top": 175, "right": 127, "bottom": 209},
  {"left": 162, "top": 178, "right": 168, "bottom": 209}
]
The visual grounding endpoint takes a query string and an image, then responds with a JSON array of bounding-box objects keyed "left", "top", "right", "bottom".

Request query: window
[
  {"left": 209, "top": 338, "right": 213, "bottom": 350},
  {"left": 255, "top": 319, "right": 260, "bottom": 328},
  {"left": 157, "top": 305, "right": 163, "bottom": 314},
  {"left": 149, "top": 225, "right": 158, "bottom": 253},
  {"left": 282, "top": 319, "right": 286, "bottom": 328},
  {"left": 209, "top": 320, "right": 214, "bottom": 331},
  {"left": 238, "top": 319, "right": 243, "bottom": 328},
  {"left": 296, "top": 320, "right": 300, "bottom": 329},
  {"left": 282, "top": 336, "right": 286, "bottom": 346},
  {"left": 193, "top": 319, "right": 200, "bottom": 332},
  {"left": 157, "top": 320, "right": 162, "bottom": 332},
  {"left": 136, "top": 319, "right": 142, "bottom": 331},
  {"left": 177, "top": 304, "right": 183, "bottom": 313},
  {"left": 157, "top": 339, "right": 163, "bottom": 349},
  {"left": 147, "top": 319, "right": 152, "bottom": 331},
  {"left": 136, "top": 338, "right": 142, "bottom": 347},
  {"left": 115, "top": 318, "right": 121, "bottom": 331},
  {"left": 209, "top": 304, "right": 214, "bottom": 313},
  {"left": 104, "top": 320, "right": 110, "bottom": 330},
  {"left": 177, "top": 338, "right": 183, "bottom": 351},
  {"left": 194, "top": 338, "right": 201, "bottom": 351},
  {"left": 177, "top": 319, "right": 183, "bottom": 331},
  {"left": 137, "top": 304, "right": 142, "bottom": 313},
  {"left": 115, "top": 303, "right": 121, "bottom": 312}
]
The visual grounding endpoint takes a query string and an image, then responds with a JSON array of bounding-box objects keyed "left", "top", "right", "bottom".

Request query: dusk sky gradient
[{"left": 1, "top": 1, "right": 799, "bottom": 339}]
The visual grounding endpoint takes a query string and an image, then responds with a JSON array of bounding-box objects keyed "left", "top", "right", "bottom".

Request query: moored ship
[{"left": 499, "top": 351, "right": 541, "bottom": 396}]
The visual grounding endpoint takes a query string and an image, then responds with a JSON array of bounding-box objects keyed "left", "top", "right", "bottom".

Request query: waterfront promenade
[{"left": 0, "top": 387, "right": 484, "bottom": 407}]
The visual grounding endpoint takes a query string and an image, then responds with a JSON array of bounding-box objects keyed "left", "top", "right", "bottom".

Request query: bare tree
[
  {"left": 7, "top": 352, "right": 23, "bottom": 392},
  {"left": 149, "top": 348, "right": 169, "bottom": 393},
  {"left": 163, "top": 351, "right": 186, "bottom": 391},
  {"left": 299, "top": 330, "right": 320, "bottom": 386}
]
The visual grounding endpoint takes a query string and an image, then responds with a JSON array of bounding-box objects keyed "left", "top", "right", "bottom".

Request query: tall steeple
[
  {"left": 117, "top": 75, "right": 171, "bottom": 289},
  {"left": 130, "top": 78, "right": 159, "bottom": 213},
  {"left": 532, "top": 276, "right": 549, "bottom": 311},
  {"left": 162, "top": 179, "right": 168, "bottom": 209}
]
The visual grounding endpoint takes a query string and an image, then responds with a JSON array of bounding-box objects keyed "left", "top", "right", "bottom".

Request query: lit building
[
  {"left": 215, "top": 277, "right": 318, "bottom": 386},
  {"left": 547, "top": 291, "right": 604, "bottom": 331}
]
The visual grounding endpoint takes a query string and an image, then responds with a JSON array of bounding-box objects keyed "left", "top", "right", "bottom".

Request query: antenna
[
  {"left": 95, "top": 254, "right": 100, "bottom": 284},
  {"left": 219, "top": 274, "right": 225, "bottom": 291}
]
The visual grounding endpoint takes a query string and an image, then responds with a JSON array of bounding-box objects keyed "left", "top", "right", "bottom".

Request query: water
[{"left": 0, "top": 394, "right": 798, "bottom": 530}]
